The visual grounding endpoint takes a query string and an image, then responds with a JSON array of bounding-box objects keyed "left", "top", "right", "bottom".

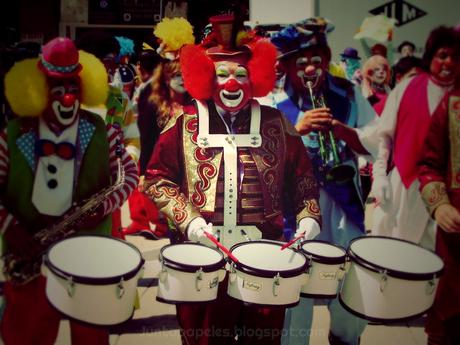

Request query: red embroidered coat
[
  {"left": 144, "top": 102, "right": 321, "bottom": 240},
  {"left": 419, "top": 89, "right": 460, "bottom": 321}
]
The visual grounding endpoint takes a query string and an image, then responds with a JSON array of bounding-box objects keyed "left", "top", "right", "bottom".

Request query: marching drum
[
  {"left": 43, "top": 235, "right": 144, "bottom": 326},
  {"left": 157, "top": 242, "right": 226, "bottom": 303},
  {"left": 227, "top": 240, "right": 308, "bottom": 307},
  {"left": 300, "top": 241, "right": 347, "bottom": 298},
  {"left": 340, "top": 236, "right": 444, "bottom": 322}
]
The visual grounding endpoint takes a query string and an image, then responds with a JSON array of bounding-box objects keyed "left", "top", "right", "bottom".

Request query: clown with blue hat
[{"left": 270, "top": 17, "right": 377, "bottom": 345}]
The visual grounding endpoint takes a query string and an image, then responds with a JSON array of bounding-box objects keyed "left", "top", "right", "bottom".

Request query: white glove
[
  {"left": 371, "top": 174, "right": 391, "bottom": 207},
  {"left": 187, "top": 217, "right": 216, "bottom": 247},
  {"left": 296, "top": 218, "right": 321, "bottom": 241}
]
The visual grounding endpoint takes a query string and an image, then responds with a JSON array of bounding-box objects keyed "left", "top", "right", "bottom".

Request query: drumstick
[
  {"left": 280, "top": 232, "right": 305, "bottom": 250},
  {"left": 203, "top": 231, "right": 239, "bottom": 263}
]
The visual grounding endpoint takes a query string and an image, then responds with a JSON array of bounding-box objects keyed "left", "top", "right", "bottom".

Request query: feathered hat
[{"left": 180, "top": 13, "right": 277, "bottom": 100}]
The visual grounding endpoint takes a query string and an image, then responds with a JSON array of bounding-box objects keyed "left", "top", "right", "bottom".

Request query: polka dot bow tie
[{"left": 35, "top": 139, "right": 76, "bottom": 160}]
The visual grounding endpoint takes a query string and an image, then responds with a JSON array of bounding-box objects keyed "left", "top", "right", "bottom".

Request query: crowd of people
[{"left": 0, "top": 10, "right": 459, "bottom": 345}]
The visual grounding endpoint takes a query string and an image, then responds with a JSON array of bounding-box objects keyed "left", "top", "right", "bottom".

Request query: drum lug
[
  {"left": 117, "top": 278, "right": 125, "bottom": 299},
  {"left": 273, "top": 273, "right": 281, "bottom": 297},
  {"left": 66, "top": 276, "right": 75, "bottom": 298},
  {"left": 159, "top": 261, "right": 167, "bottom": 283},
  {"left": 337, "top": 258, "right": 351, "bottom": 280},
  {"left": 426, "top": 276, "right": 436, "bottom": 295},
  {"left": 379, "top": 269, "right": 388, "bottom": 292},
  {"left": 306, "top": 256, "right": 313, "bottom": 275},
  {"left": 195, "top": 268, "right": 203, "bottom": 292},
  {"left": 229, "top": 264, "right": 237, "bottom": 284}
]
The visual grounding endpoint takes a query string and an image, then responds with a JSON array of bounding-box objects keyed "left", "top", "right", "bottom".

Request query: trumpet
[{"left": 306, "top": 81, "right": 355, "bottom": 184}]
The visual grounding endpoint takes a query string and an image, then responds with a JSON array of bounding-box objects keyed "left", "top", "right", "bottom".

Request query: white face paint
[
  {"left": 295, "top": 55, "right": 323, "bottom": 89},
  {"left": 169, "top": 73, "right": 186, "bottom": 94},
  {"left": 49, "top": 85, "right": 80, "bottom": 126},
  {"left": 213, "top": 62, "right": 251, "bottom": 111},
  {"left": 370, "top": 64, "right": 387, "bottom": 85}
]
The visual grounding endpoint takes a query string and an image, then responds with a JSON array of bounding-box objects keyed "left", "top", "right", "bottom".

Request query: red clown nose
[
  {"left": 61, "top": 93, "right": 76, "bottom": 107},
  {"left": 224, "top": 79, "right": 240, "bottom": 92}
]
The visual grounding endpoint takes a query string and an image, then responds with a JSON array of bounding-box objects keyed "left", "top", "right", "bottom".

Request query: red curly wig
[{"left": 180, "top": 40, "right": 277, "bottom": 101}]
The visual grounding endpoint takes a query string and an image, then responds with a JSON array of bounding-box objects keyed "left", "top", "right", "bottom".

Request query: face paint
[
  {"left": 370, "top": 64, "right": 387, "bottom": 85},
  {"left": 169, "top": 72, "right": 186, "bottom": 94},
  {"left": 430, "top": 47, "right": 458, "bottom": 86},
  {"left": 212, "top": 61, "right": 252, "bottom": 112},
  {"left": 285, "top": 48, "right": 329, "bottom": 94},
  {"left": 43, "top": 77, "right": 81, "bottom": 131}
]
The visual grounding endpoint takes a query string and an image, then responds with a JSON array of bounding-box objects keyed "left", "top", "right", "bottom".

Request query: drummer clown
[
  {"left": 0, "top": 37, "right": 138, "bottom": 344},
  {"left": 143, "top": 14, "right": 321, "bottom": 345}
]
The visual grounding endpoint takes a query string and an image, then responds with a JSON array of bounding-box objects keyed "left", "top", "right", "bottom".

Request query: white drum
[
  {"left": 340, "top": 236, "right": 444, "bottom": 322},
  {"left": 43, "top": 235, "right": 144, "bottom": 326},
  {"left": 300, "top": 241, "right": 347, "bottom": 298},
  {"left": 157, "top": 243, "right": 226, "bottom": 303},
  {"left": 227, "top": 240, "right": 308, "bottom": 307}
]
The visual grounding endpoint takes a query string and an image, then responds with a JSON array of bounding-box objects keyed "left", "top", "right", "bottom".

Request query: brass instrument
[
  {"left": 3, "top": 156, "right": 126, "bottom": 286},
  {"left": 306, "top": 81, "right": 355, "bottom": 184}
]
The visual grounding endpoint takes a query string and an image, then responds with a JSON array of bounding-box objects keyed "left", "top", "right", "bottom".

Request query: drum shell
[
  {"left": 226, "top": 240, "right": 308, "bottom": 307},
  {"left": 339, "top": 237, "right": 443, "bottom": 323},
  {"left": 43, "top": 235, "right": 144, "bottom": 326},
  {"left": 157, "top": 266, "right": 226, "bottom": 303},
  {"left": 44, "top": 266, "right": 141, "bottom": 325},
  {"left": 227, "top": 267, "right": 307, "bottom": 307},
  {"left": 300, "top": 241, "right": 346, "bottom": 298},
  {"left": 157, "top": 243, "right": 226, "bottom": 303}
]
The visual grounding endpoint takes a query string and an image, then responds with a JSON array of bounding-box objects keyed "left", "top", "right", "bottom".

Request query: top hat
[
  {"left": 38, "top": 37, "right": 82, "bottom": 78},
  {"left": 340, "top": 47, "right": 361, "bottom": 60}
]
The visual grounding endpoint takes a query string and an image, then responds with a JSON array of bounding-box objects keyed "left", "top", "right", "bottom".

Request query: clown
[
  {"left": 270, "top": 17, "right": 377, "bottom": 345},
  {"left": 143, "top": 14, "right": 321, "bottom": 345},
  {"left": 361, "top": 54, "right": 392, "bottom": 106},
  {"left": 371, "top": 26, "right": 460, "bottom": 251},
  {"left": 0, "top": 37, "right": 139, "bottom": 344}
]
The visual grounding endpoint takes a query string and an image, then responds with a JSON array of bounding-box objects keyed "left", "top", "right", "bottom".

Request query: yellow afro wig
[
  {"left": 5, "top": 58, "right": 48, "bottom": 117},
  {"left": 154, "top": 17, "right": 195, "bottom": 52},
  {"left": 4, "top": 51, "right": 108, "bottom": 117},
  {"left": 78, "top": 50, "right": 109, "bottom": 106}
]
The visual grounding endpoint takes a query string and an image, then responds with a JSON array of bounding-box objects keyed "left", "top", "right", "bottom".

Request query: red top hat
[
  {"left": 205, "top": 14, "right": 251, "bottom": 59},
  {"left": 38, "top": 37, "right": 82, "bottom": 78}
]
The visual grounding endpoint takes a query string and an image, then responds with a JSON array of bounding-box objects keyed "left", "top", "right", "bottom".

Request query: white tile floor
[{"left": 20, "top": 202, "right": 429, "bottom": 344}]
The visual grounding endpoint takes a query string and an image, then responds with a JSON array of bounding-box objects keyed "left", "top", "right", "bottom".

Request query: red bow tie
[{"left": 36, "top": 139, "right": 76, "bottom": 160}]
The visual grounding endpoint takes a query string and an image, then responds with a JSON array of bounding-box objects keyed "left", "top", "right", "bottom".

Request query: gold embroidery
[
  {"left": 183, "top": 114, "right": 222, "bottom": 212},
  {"left": 449, "top": 95, "right": 460, "bottom": 188},
  {"left": 421, "top": 181, "right": 450, "bottom": 215}
]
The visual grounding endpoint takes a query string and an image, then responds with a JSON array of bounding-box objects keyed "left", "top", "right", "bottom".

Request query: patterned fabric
[
  {"left": 0, "top": 115, "right": 139, "bottom": 235},
  {"left": 144, "top": 102, "right": 320, "bottom": 237}
]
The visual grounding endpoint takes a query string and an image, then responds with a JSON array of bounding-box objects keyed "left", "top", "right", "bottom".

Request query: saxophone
[{"left": 3, "top": 156, "right": 126, "bottom": 286}]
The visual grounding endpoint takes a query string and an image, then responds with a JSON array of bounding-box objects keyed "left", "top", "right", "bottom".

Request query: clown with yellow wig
[{"left": 0, "top": 37, "right": 139, "bottom": 344}]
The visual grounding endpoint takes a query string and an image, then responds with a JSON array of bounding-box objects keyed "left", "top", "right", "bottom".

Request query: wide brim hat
[
  {"left": 271, "top": 17, "right": 334, "bottom": 59},
  {"left": 37, "top": 37, "right": 82, "bottom": 78}
]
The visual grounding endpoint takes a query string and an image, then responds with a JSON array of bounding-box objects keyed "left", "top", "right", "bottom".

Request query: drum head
[
  {"left": 349, "top": 237, "right": 444, "bottom": 279},
  {"left": 231, "top": 241, "right": 307, "bottom": 278},
  {"left": 301, "top": 241, "right": 346, "bottom": 264},
  {"left": 46, "top": 235, "right": 143, "bottom": 282},
  {"left": 161, "top": 243, "right": 225, "bottom": 272}
]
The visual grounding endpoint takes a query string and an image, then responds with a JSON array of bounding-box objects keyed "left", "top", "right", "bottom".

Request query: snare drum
[
  {"left": 227, "top": 240, "right": 308, "bottom": 307},
  {"left": 300, "top": 241, "right": 346, "bottom": 298},
  {"left": 43, "top": 235, "right": 144, "bottom": 326},
  {"left": 157, "top": 243, "right": 226, "bottom": 304},
  {"left": 340, "top": 236, "right": 444, "bottom": 322}
]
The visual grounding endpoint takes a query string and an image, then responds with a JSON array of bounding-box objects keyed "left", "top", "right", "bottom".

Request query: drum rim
[
  {"left": 338, "top": 293, "right": 431, "bottom": 324},
  {"left": 348, "top": 236, "right": 444, "bottom": 280},
  {"left": 300, "top": 240, "right": 346, "bottom": 264},
  {"left": 160, "top": 242, "right": 226, "bottom": 273},
  {"left": 228, "top": 240, "right": 309, "bottom": 278},
  {"left": 44, "top": 234, "right": 145, "bottom": 285}
]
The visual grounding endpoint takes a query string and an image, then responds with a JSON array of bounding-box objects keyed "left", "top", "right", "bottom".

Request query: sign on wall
[
  {"left": 369, "top": 0, "right": 427, "bottom": 27},
  {"left": 88, "top": 0, "right": 162, "bottom": 25}
]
